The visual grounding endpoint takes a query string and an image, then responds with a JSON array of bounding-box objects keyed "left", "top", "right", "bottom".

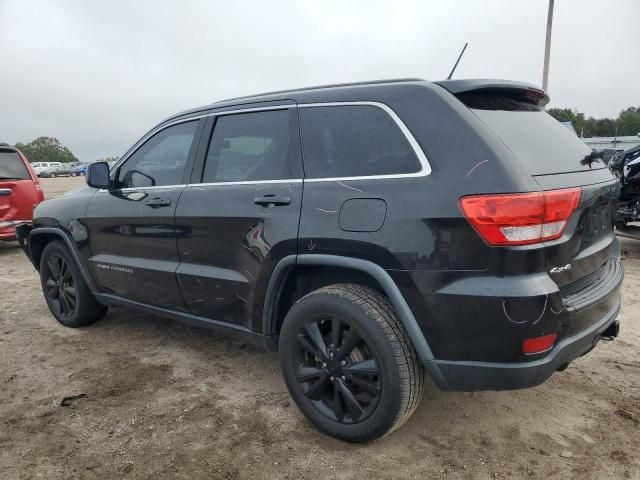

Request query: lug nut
[
  {"left": 340, "top": 360, "right": 346, "bottom": 366},
  {"left": 341, "top": 376, "right": 346, "bottom": 381},
  {"left": 330, "top": 376, "right": 334, "bottom": 382},
  {"left": 329, "top": 352, "right": 334, "bottom": 358},
  {"left": 322, "top": 362, "right": 327, "bottom": 368}
]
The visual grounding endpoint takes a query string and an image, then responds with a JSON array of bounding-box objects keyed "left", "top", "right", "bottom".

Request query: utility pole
[{"left": 542, "top": 0, "right": 555, "bottom": 91}]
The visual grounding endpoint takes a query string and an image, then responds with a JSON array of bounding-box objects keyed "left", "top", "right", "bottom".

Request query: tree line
[
  {"left": 547, "top": 106, "right": 640, "bottom": 138},
  {"left": 12, "top": 136, "right": 117, "bottom": 164}
]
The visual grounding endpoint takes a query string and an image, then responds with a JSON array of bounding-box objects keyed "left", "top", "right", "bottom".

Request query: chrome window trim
[
  {"left": 107, "top": 100, "right": 430, "bottom": 191},
  {"left": 298, "top": 101, "right": 431, "bottom": 181},
  {"left": 188, "top": 179, "right": 302, "bottom": 188},
  {"left": 98, "top": 179, "right": 303, "bottom": 194},
  {"left": 210, "top": 104, "right": 295, "bottom": 117}
]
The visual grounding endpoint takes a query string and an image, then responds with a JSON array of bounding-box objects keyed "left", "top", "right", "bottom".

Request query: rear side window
[
  {"left": 461, "top": 93, "right": 597, "bottom": 176},
  {"left": 299, "top": 105, "right": 421, "bottom": 179},
  {"left": 0, "top": 151, "right": 30, "bottom": 180},
  {"left": 202, "top": 109, "right": 297, "bottom": 183}
]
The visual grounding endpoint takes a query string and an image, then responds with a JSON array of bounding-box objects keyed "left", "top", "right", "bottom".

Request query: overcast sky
[{"left": 1, "top": 0, "right": 638, "bottom": 161}]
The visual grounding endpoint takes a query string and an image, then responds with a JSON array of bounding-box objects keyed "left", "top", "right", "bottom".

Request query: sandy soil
[{"left": 1, "top": 176, "right": 638, "bottom": 479}]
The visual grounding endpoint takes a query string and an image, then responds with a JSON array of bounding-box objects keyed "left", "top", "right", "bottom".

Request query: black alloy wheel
[
  {"left": 43, "top": 253, "right": 77, "bottom": 318},
  {"left": 293, "top": 314, "right": 381, "bottom": 424},
  {"left": 280, "top": 284, "right": 424, "bottom": 442},
  {"left": 39, "top": 240, "right": 107, "bottom": 327}
]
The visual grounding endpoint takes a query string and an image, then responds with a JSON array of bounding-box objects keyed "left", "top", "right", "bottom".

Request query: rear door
[
  {"left": 175, "top": 104, "right": 303, "bottom": 330},
  {"left": 0, "top": 148, "right": 38, "bottom": 230},
  {"left": 467, "top": 95, "right": 619, "bottom": 289},
  {"left": 85, "top": 118, "right": 204, "bottom": 309}
]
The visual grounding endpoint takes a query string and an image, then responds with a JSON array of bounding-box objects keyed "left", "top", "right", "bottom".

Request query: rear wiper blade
[
  {"left": 0, "top": 176, "right": 22, "bottom": 180},
  {"left": 580, "top": 149, "right": 605, "bottom": 168}
]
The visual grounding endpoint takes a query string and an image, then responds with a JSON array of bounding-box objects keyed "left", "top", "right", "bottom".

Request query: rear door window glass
[
  {"left": 299, "top": 105, "right": 421, "bottom": 179},
  {"left": 0, "top": 151, "right": 30, "bottom": 180},
  {"left": 202, "top": 109, "right": 297, "bottom": 183}
]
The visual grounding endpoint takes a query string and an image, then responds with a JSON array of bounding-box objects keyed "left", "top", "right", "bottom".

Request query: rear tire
[
  {"left": 39, "top": 241, "right": 107, "bottom": 327},
  {"left": 279, "top": 284, "right": 424, "bottom": 442}
]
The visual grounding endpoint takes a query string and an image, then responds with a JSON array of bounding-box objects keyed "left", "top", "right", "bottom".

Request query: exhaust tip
[{"left": 601, "top": 321, "right": 620, "bottom": 341}]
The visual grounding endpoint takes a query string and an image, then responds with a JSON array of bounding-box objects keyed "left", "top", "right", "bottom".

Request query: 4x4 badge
[{"left": 550, "top": 263, "right": 572, "bottom": 274}]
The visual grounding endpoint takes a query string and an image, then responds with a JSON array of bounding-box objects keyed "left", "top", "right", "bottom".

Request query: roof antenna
[{"left": 447, "top": 42, "right": 468, "bottom": 80}]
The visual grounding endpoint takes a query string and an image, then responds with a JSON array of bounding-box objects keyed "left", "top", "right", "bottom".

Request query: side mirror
[{"left": 86, "top": 162, "right": 110, "bottom": 189}]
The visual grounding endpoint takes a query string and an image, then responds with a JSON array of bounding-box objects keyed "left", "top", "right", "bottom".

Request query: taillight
[
  {"left": 459, "top": 187, "right": 581, "bottom": 246},
  {"left": 34, "top": 182, "right": 45, "bottom": 203}
]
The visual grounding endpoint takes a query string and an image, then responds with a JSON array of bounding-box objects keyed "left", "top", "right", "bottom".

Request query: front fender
[{"left": 25, "top": 227, "right": 98, "bottom": 293}]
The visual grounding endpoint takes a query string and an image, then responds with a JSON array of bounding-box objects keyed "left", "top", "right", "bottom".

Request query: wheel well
[
  {"left": 29, "top": 233, "right": 62, "bottom": 269},
  {"left": 273, "top": 265, "right": 386, "bottom": 334}
]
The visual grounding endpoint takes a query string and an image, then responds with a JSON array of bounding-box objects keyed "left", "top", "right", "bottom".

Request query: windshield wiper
[{"left": 580, "top": 149, "right": 605, "bottom": 168}]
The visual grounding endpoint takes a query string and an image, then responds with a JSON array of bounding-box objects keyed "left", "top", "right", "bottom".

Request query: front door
[
  {"left": 86, "top": 118, "right": 203, "bottom": 309},
  {"left": 175, "top": 105, "right": 303, "bottom": 330}
]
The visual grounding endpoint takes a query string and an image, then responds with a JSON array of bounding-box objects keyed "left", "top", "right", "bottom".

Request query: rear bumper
[
  {"left": 0, "top": 221, "right": 31, "bottom": 240},
  {"left": 428, "top": 291, "right": 621, "bottom": 391}
]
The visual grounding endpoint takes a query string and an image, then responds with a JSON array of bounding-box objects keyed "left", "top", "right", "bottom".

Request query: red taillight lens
[
  {"left": 523, "top": 333, "right": 557, "bottom": 355},
  {"left": 34, "top": 182, "right": 45, "bottom": 203},
  {"left": 459, "top": 187, "right": 581, "bottom": 246}
]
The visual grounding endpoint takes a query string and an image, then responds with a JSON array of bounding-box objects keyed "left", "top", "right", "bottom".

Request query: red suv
[{"left": 0, "top": 143, "right": 44, "bottom": 241}]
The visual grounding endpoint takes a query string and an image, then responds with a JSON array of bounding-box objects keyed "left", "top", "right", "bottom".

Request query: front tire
[
  {"left": 279, "top": 284, "right": 424, "bottom": 442},
  {"left": 40, "top": 241, "right": 107, "bottom": 327}
]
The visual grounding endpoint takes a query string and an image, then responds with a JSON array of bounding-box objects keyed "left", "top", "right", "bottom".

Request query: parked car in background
[
  {"left": 40, "top": 163, "right": 76, "bottom": 178},
  {"left": 31, "top": 161, "right": 62, "bottom": 176},
  {"left": 0, "top": 143, "right": 44, "bottom": 240},
  {"left": 71, "top": 162, "right": 88, "bottom": 176}
]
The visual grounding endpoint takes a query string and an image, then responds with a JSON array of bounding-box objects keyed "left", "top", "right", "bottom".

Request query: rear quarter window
[
  {"left": 299, "top": 105, "right": 421, "bottom": 179},
  {"left": 0, "top": 151, "right": 30, "bottom": 180}
]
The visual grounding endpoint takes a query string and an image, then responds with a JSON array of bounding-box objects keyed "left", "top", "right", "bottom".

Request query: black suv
[{"left": 17, "top": 78, "right": 623, "bottom": 442}]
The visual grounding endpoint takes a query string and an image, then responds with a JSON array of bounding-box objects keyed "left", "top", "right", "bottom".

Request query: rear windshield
[
  {"left": 462, "top": 94, "right": 599, "bottom": 176},
  {"left": 0, "top": 151, "right": 30, "bottom": 180}
]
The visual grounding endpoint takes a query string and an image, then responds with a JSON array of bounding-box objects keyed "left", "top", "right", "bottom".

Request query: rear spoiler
[{"left": 434, "top": 79, "right": 549, "bottom": 108}]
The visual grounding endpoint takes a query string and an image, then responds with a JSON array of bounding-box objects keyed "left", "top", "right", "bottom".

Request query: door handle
[
  {"left": 145, "top": 197, "right": 171, "bottom": 208},
  {"left": 254, "top": 195, "right": 291, "bottom": 207}
]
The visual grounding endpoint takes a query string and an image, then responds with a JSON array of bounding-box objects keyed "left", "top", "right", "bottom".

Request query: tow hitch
[{"left": 601, "top": 321, "right": 620, "bottom": 341}]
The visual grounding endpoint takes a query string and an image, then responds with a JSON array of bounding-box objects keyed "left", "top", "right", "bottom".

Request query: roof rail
[{"left": 212, "top": 78, "right": 426, "bottom": 104}]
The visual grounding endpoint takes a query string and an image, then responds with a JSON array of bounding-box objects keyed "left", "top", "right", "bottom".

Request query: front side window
[
  {"left": 299, "top": 105, "right": 421, "bottom": 179},
  {"left": 116, "top": 120, "right": 198, "bottom": 188},
  {"left": 202, "top": 109, "right": 296, "bottom": 183}
]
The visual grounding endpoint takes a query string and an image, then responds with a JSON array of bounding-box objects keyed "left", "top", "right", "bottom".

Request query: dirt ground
[{"left": 1, "top": 176, "right": 639, "bottom": 479}]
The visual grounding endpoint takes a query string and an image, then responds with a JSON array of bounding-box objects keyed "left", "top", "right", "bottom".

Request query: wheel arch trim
[
  {"left": 28, "top": 227, "right": 98, "bottom": 293},
  {"left": 263, "top": 254, "right": 437, "bottom": 363}
]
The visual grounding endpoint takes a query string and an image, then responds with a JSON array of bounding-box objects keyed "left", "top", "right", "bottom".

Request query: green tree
[
  {"left": 14, "top": 137, "right": 78, "bottom": 163},
  {"left": 548, "top": 106, "right": 640, "bottom": 138},
  {"left": 617, "top": 107, "right": 640, "bottom": 136}
]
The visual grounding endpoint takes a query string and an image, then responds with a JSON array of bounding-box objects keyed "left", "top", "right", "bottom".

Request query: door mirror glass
[{"left": 86, "top": 162, "right": 110, "bottom": 189}]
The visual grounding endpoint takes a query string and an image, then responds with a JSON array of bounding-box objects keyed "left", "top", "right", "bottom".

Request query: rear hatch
[
  {"left": 441, "top": 81, "right": 619, "bottom": 296},
  {"left": 0, "top": 149, "right": 38, "bottom": 228}
]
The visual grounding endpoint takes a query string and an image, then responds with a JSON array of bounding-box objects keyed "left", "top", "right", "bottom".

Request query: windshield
[{"left": 0, "top": 151, "right": 30, "bottom": 180}]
